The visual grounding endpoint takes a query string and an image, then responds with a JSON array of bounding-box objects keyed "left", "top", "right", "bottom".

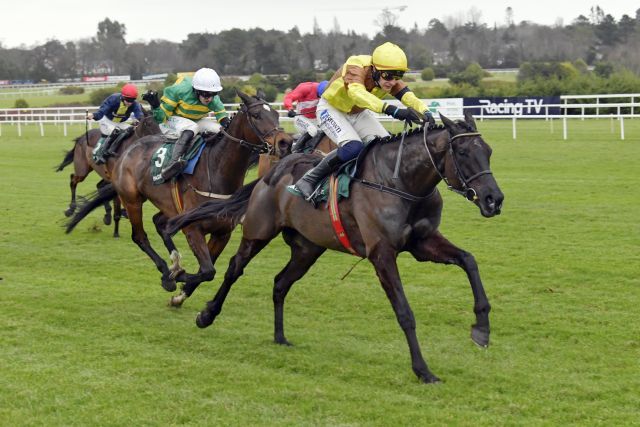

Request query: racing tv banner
[{"left": 464, "top": 97, "right": 561, "bottom": 116}]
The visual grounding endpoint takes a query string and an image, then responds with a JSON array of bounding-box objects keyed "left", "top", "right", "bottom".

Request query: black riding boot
[
  {"left": 106, "top": 126, "right": 134, "bottom": 157},
  {"left": 161, "top": 130, "right": 194, "bottom": 181},
  {"left": 291, "top": 149, "right": 341, "bottom": 200},
  {"left": 292, "top": 132, "right": 312, "bottom": 153},
  {"left": 96, "top": 129, "right": 121, "bottom": 164}
]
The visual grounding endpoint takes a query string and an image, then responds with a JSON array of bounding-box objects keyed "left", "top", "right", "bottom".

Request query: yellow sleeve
[
  {"left": 400, "top": 91, "right": 429, "bottom": 114},
  {"left": 346, "top": 83, "right": 386, "bottom": 113}
]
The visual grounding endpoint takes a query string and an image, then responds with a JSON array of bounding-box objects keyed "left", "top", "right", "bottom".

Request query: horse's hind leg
[
  {"left": 196, "top": 237, "right": 271, "bottom": 328},
  {"left": 369, "top": 242, "right": 440, "bottom": 384},
  {"left": 97, "top": 180, "right": 112, "bottom": 225},
  {"left": 409, "top": 230, "right": 491, "bottom": 348},
  {"left": 272, "top": 230, "right": 325, "bottom": 346}
]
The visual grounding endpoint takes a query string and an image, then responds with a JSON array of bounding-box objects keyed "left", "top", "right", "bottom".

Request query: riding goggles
[
  {"left": 195, "top": 90, "right": 219, "bottom": 99},
  {"left": 380, "top": 70, "right": 405, "bottom": 81},
  {"left": 122, "top": 96, "right": 136, "bottom": 103}
]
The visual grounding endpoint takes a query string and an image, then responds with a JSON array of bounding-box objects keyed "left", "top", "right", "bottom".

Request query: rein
[{"left": 217, "top": 100, "right": 282, "bottom": 155}]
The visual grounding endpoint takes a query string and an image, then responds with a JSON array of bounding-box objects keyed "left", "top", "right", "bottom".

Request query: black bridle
[
  {"left": 218, "top": 100, "right": 282, "bottom": 155},
  {"left": 423, "top": 129, "right": 493, "bottom": 202},
  {"left": 352, "top": 125, "right": 492, "bottom": 203}
]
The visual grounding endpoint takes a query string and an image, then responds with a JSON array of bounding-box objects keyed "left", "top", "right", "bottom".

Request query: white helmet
[{"left": 192, "top": 68, "right": 222, "bottom": 92}]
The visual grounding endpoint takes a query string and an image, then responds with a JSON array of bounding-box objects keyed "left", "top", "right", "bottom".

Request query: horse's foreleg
[
  {"left": 409, "top": 230, "right": 491, "bottom": 348},
  {"left": 126, "top": 204, "right": 175, "bottom": 292},
  {"left": 369, "top": 242, "right": 440, "bottom": 384},
  {"left": 152, "top": 213, "right": 183, "bottom": 279},
  {"left": 196, "top": 237, "right": 270, "bottom": 329},
  {"left": 112, "top": 197, "right": 122, "bottom": 238},
  {"left": 167, "top": 228, "right": 225, "bottom": 308},
  {"left": 97, "top": 180, "right": 112, "bottom": 226},
  {"left": 272, "top": 233, "right": 325, "bottom": 346}
]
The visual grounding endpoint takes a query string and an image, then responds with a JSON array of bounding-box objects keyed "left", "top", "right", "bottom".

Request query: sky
[{"left": 1, "top": 0, "right": 637, "bottom": 49}]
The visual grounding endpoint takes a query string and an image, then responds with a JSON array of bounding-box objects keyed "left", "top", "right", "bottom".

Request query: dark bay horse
[
  {"left": 56, "top": 112, "right": 161, "bottom": 237},
  {"left": 166, "top": 112, "right": 504, "bottom": 383},
  {"left": 67, "top": 91, "right": 292, "bottom": 304}
]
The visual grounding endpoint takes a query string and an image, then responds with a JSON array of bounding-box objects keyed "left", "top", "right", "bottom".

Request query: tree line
[{"left": 1, "top": 6, "right": 640, "bottom": 84}]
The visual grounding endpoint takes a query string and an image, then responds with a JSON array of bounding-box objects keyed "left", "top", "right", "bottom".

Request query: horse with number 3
[{"left": 66, "top": 91, "right": 292, "bottom": 306}]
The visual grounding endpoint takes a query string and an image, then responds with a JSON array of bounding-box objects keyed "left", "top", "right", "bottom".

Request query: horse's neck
[
  {"left": 372, "top": 130, "right": 446, "bottom": 196},
  {"left": 197, "top": 130, "right": 252, "bottom": 191}
]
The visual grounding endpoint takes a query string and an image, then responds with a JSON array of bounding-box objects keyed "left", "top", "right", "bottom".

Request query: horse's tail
[
  {"left": 55, "top": 145, "right": 76, "bottom": 172},
  {"left": 55, "top": 135, "right": 87, "bottom": 171},
  {"left": 166, "top": 179, "right": 259, "bottom": 236},
  {"left": 65, "top": 183, "right": 117, "bottom": 233}
]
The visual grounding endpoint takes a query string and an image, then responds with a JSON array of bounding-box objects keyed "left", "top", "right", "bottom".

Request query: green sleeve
[{"left": 210, "top": 96, "right": 228, "bottom": 122}]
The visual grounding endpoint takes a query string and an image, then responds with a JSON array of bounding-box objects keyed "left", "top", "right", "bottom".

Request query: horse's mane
[{"left": 369, "top": 123, "right": 445, "bottom": 147}]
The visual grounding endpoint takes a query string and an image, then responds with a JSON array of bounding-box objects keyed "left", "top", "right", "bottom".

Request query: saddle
[{"left": 150, "top": 134, "right": 207, "bottom": 184}]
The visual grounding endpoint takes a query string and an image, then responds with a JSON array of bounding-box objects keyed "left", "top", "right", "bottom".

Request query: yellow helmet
[{"left": 372, "top": 42, "right": 408, "bottom": 71}]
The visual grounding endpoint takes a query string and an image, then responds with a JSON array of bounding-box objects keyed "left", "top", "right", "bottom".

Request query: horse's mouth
[{"left": 479, "top": 194, "right": 503, "bottom": 217}]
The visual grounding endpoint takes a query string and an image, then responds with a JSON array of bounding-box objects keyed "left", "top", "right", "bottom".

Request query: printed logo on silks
[{"left": 319, "top": 109, "right": 342, "bottom": 135}]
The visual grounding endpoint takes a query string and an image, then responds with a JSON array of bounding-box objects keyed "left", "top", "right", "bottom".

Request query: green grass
[{"left": 0, "top": 120, "right": 639, "bottom": 425}]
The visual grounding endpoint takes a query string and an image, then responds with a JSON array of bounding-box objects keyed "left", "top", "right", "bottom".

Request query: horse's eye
[
  {"left": 457, "top": 149, "right": 467, "bottom": 156},
  {"left": 252, "top": 113, "right": 261, "bottom": 119}
]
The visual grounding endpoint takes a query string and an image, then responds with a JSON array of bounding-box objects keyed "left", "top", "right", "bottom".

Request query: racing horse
[
  {"left": 165, "top": 111, "right": 504, "bottom": 383},
  {"left": 56, "top": 111, "right": 161, "bottom": 237},
  {"left": 66, "top": 91, "right": 292, "bottom": 304}
]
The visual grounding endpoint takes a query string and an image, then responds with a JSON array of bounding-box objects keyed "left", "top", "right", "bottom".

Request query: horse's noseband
[{"left": 424, "top": 130, "right": 492, "bottom": 202}]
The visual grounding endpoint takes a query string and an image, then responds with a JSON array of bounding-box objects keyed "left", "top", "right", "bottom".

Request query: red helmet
[{"left": 121, "top": 83, "right": 138, "bottom": 98}]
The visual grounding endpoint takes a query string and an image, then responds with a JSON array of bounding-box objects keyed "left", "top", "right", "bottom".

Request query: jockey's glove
[
  {"left": 423, "top": 111, "right": 436, "bottom": 126},
  {"left": 287, "top": 109, "right": 297, "bottom": 118},
  {"left": 220, "top": 117, "right": 231, "bottom": 129},
  {"left": 142, "top": 90, "right": 161, "bottom": 109},
  {"left": 384, "top": 104, "right": 422, "bottom": 125}
]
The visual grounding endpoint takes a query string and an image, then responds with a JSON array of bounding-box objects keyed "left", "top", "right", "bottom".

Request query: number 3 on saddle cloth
[{"left": 150, "top": 135, "right": 207, "bottom": 185}]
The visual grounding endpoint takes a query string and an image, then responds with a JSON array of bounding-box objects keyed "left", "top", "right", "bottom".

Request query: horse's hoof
[
  {"left": 64, "top": 208, "right": 74, "bottom": 217},
  {"left": 420, "top": 373, "right": 441, "bottom": 384},
  {"left": 103, "top": 215, "right": 112, "bottom": 226},
  {"left": 274, "top": 337, "right": 293, "bottom": 346},
  {"left": 471, "top": 325, "right": 490, "bottom": 348},
  {"left": 168, "top": 294, "right": 185, "bottom": 308},
  {"left": 112, "top": 233, "right": 120, "bottom": 239},
  {"left": 161, "top": 277, "right": 177, "bottom": 292},
  {"left": 195, "top": 311, "right": 214, "bottom": 328}
]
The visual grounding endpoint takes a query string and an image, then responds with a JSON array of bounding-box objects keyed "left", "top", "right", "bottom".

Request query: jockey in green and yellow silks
[{"left": 145, "top": 68, "right": 230, "bottom": 181}]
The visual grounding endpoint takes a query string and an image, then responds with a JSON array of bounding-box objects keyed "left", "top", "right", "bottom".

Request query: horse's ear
[
  {"left": 439, "top": 112, "right": 456, "bottom": 131},
  {"left": 236, "top": 89, "right": 251, "bottom": 105},
  {"left": 464, "top": 110, "right": 477, "bottom": 131}
]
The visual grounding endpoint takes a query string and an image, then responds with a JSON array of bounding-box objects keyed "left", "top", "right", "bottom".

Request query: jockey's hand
[
  {"left": 384, "top": 104, "right": 422, "bottom": 125},
  {"left": 423, "top": 111, "right": 436, "bottom": 127},
  {"left": 142, "top": 90, "right": 161, "bottom": 109},
  {"left": 287, "top": 109, "right": 297, "bottom": 118},
  {"left": 220, "top": 117, "right": 231, "bottom": 129},
  {"left": 86, "top": 112, "right": 94, "bottom": 120}
]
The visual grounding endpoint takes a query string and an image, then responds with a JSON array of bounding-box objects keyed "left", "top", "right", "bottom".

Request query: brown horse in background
[
  {"left": 66, "top": 91, "right": 292, "bottom": 305},
  {"left": 166, "top": 112, "right": 504, "bottom": 383},
  {"left": 56, "top": 112, "right": 161, "bottom": 237}
]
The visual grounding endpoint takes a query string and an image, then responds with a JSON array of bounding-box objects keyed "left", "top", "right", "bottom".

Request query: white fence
[{"left": 0, "top": 100, "right": 638, "bottom": 140}]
